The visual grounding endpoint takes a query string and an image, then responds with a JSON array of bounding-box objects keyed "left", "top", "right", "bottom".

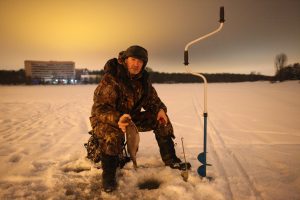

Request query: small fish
[{"left": 125, "top": 119, "right": 140, "bottom": 169}]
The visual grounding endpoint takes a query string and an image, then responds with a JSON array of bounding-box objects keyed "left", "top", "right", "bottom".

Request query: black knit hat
[{"left": 123, "top": 45, "right": 148, "bottom": 67}]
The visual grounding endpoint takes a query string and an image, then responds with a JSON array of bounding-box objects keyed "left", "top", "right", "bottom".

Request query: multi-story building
[{"left": 24, "top": 60, "right": 75, "bottom": 84}]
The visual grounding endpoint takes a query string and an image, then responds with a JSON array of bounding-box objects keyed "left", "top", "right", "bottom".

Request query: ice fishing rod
[{"left": 184, "top": 7, "right": 225, "bottom": 177}]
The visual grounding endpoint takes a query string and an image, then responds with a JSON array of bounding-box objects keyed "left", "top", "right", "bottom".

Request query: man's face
[{"left": 125, "top": 57, "right": 143, "bottom": 76}]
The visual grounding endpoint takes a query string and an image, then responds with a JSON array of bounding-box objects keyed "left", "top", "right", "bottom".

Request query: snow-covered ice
[{"left": 0, "top": 82, "right": 299, "bottom": 200}]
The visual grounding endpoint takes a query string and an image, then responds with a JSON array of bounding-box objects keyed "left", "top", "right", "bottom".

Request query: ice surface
[{"left": 0, "top": 82, "right": 299, "bottom": 199}]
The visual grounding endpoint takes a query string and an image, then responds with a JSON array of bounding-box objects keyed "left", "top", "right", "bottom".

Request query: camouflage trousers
[
  {"left": 132, "top": 111, "right": 174, "bottom": 138},
  {"left": 92, "top": 110, "right": 177, "bottom": 164}
]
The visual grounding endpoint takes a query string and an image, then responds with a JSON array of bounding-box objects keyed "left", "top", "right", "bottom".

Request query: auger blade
[
  {"left": 197, "top": 152, "right": 206, "bottom": 164},
  {"left": 197, "top": 165, "right": 206, "bottom": 177}
]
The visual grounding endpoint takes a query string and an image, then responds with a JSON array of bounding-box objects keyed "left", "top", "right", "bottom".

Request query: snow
[{"left": 0, "top": 82, "right": 300, "bottom": 200}]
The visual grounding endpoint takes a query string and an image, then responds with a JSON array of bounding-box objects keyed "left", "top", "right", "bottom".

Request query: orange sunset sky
[{"left": 0, "top": 0, "right": 299, "bottom": 75}]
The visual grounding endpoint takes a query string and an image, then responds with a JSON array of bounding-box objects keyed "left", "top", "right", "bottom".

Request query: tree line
[
  {"left": 0, "top": 69, "right": 27, "bottom": 85},
  {"left": 273, "top": 53, "right": 300, "bottom": 82},
  {"left": 147, "top": 71, "right": 272, "bottom": 83},
  {"left": 0, "top": 53, "right": 299, "bottom": 85},
  {"left": 0, "top": 69, "right": 273, "bottom": 84}
]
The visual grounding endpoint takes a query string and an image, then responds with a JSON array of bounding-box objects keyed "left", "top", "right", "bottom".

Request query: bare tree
[{"left": 275, "top": 53, "right": 288, "bottom": 75}]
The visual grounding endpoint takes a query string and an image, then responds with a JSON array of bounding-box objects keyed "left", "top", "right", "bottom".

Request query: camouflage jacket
[{"left": 89, "top": 58, "right": 167, "bottom": 154}]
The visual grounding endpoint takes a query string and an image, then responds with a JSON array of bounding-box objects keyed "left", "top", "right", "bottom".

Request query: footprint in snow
[{"left": 9, "top": 154, "right": 22, "bottom": 163}]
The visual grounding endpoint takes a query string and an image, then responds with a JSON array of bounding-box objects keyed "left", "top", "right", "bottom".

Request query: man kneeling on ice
[{"left": 89, "top": 45, "right": 191, "bottom": 193}]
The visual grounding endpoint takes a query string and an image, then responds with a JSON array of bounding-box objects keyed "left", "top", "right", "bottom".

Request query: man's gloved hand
[
  {"left": 118, "top": 114, "right": 131, "bottom": 133},
  {"left": 157, "top": 109, "right": 168, "bottom": 125}
]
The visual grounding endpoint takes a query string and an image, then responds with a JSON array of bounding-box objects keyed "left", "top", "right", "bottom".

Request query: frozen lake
[{"left": 0, "top": 82, "right": 299, "bottom": 199}]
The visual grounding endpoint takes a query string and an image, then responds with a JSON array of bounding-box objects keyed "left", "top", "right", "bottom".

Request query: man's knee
[
  {"left": 154, "top": 119, "right": 175, "bottom": 138},
  {"left": 133, "top": 111, "right": 175, "bottom": 138},
  {"left": 132, "top": 111, "right": 157, "bottom": 132}
]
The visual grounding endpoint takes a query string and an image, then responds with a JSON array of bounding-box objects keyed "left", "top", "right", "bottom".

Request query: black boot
[
  {"left": 165, "top": 156, "right": 192, "bottom": 171},
  {"left": 155, "top": 134, "right": 191, "bottom": 171},
  {"left": 101, "top": 154, "right": 119, "bottom": 193}
]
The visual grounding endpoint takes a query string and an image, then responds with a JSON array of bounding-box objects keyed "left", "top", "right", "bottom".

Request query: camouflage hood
[
  {"left": 104, "top": 58, "right": 149, "bottom": 91},
  {"left": 103, "top": 58, "right": 150, "bottom": 114}
]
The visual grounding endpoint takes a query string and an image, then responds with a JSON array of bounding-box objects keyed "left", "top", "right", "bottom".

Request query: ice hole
[{"left": 138, "top": 178, "right": 161, "bottom": 190}]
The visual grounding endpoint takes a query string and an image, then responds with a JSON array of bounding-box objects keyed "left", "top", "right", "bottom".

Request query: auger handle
[
  {"left": 219, "top": 6, "right": 225, "bottom": 23},
  {"left": 184, "top": 7, "right": 225, "bottom": 66}
]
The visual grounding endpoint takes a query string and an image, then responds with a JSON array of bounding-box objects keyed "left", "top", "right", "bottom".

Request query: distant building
[
  {"left": 80, "top": 74, "right": 102, "bottom": 83},
  {"left": 75, "top": 68, "right": 103, "bottom": 83},
  {"left": 75, "top": 68, "right": 89, "bottom": 81},
  {"left": 24, "top": 60, "right": 75, "bottom": 84}
]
